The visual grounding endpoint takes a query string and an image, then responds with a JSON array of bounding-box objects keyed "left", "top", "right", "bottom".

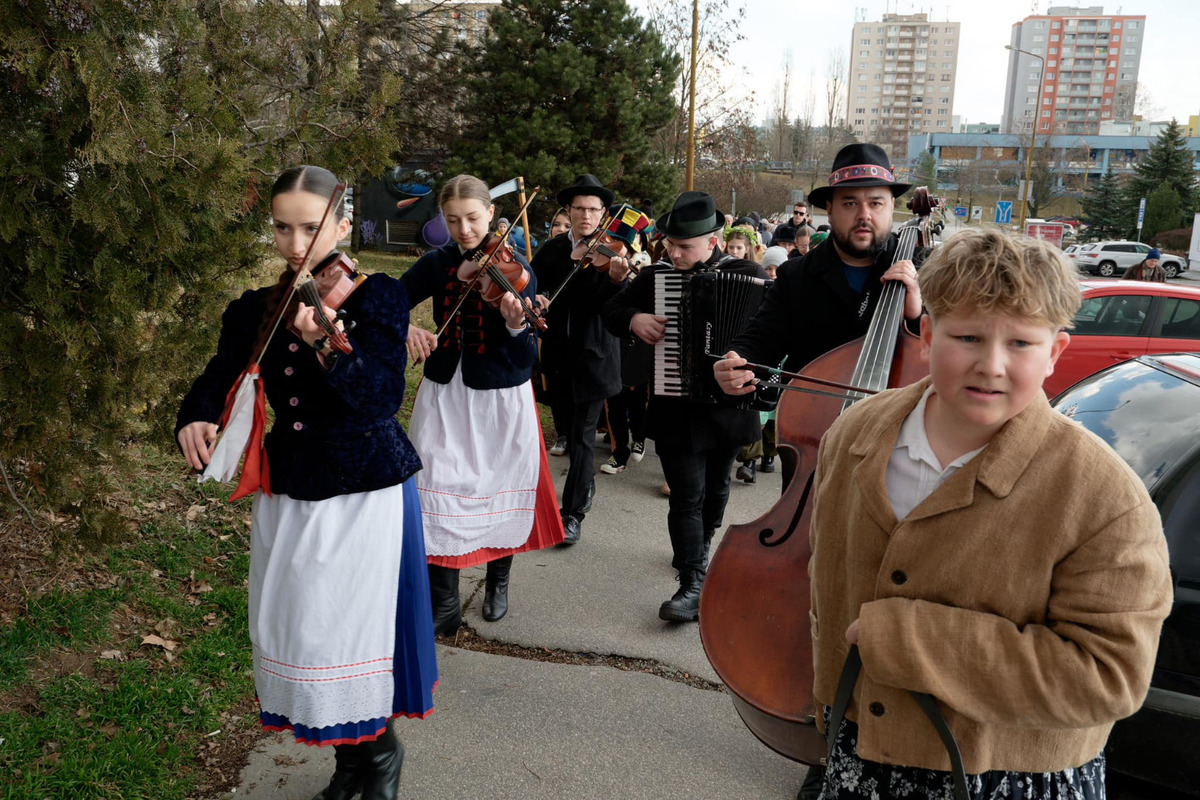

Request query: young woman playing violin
[
  {"left": 400, "top": 174, "right": 564, "bottom": 637},
  {"left": 175, "top": 165, "right": 437, "bottom": 800}
]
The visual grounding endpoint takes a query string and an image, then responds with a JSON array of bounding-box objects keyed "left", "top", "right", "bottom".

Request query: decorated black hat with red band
[{"left": 807, "top": 143, "right": 913, "bottom": 208}]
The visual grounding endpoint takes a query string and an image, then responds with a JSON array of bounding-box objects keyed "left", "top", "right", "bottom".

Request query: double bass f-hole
[{"left": 757, "top": 471, "right": 814, "bottom": 548}]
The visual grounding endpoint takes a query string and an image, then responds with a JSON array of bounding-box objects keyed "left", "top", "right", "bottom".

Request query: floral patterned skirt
[{"left": 821, "top": 707, "right": 1106, "bottom": 800}]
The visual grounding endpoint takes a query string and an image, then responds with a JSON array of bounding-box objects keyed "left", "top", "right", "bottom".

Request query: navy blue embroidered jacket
[
  {"left": 400, "top": 244, "right": 539, "bottom": 390},
  {"left": 176, "top": 272, "right": 422, "bottom": 501}
]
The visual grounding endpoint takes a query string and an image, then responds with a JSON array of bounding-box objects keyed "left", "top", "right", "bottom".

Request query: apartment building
[
  {"left": 846, "top": 13, "right": 961, "bottom": 160},
  {"left": 1001, "top": 6, "right": 1145, "bottom": 136}
]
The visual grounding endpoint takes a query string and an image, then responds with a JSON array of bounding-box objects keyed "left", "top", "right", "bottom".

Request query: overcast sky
[{"left": 628, "top": 0, "right": 1198, "bottom": 131}]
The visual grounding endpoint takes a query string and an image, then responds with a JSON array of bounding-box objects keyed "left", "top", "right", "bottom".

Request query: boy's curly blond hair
[{"left": 918, "top": 229, "right": 1082, "bottom": 329}]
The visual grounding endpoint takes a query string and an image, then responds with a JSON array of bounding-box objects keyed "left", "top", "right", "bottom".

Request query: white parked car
[{"left": 1074, "top": 241, "right": 1189, "bottom": 279}]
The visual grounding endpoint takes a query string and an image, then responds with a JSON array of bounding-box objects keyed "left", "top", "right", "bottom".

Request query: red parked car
[{"left": 1046, "top": 280, "right": 1200, "bottom": 397}]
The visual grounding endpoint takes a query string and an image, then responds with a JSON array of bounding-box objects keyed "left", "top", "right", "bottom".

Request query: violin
[
  {"left": 285, "top": 250, "right": 367, "bottom": 355},
  {"left": 698, "top": 188, "right": 940, "bottom": 765},
  {"left": 570, "top": 228, "right": 633, "bottom": 274},
  {"left": 457, "top": 234, "right": 547, "bottom": 331}
]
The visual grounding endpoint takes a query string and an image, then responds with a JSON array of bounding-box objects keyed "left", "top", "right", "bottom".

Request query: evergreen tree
[
  {"left": 0, "top": 1, "right": 408, "bottom": 534},
  {"left": 1125, "top": 119, "right": 1198, "bottom": 222},
  {"left": 451, "top": 0, "right": 681, "bottom": 216},
  {"left": 914, "top": 151, "right": 938, "bottom": 194},
  {"left": 1079, "top": 167, "right": 1129, "bottom": 242},
  {"left": 1143, "top": 181, "right": 1182, "bottom": 242}
]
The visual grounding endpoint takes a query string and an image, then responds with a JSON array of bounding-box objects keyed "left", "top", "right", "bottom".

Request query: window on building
[
  {"left": 940, "top": 86, "right": 950, "bottom": 92},
  {"left": 860, "top": 50, "right": 869, "bottom": 56},
  {"left": 1128, "top": 20, "right": 1139, "bottom": 29},
  {"left": 1046, "top": 72, "right": 1055, "bottom": 80},
  {"left": 863, "top": 26, "right": 872, "bottom": 33},
  {"left": 1027, "top": 84, "right": 1039, "bottom": 92},
  {"left": 1121, "top": 72, "right": 1133, "bottom": 79},
  {"left": 1044, "top": 97, "right": 1053, "bottom": 104},
  {"left": 938, "top": 109, "right": 948, "bottom": 115},
  {"left": 937, "top": 121, "right": 947, "bottom": 127},
  {"left": 940, "top": 97, "right": 950, "bottom": 104},
  {"left": 1104, "top": 98, "right": 1111, "bottom": 105},
  {"left": 1029, "top": 71, "right": 1040, "bottom": 79},
  {"left": 1051, "top": 21, "right": 1060, "bottom": 28},
  {"left": 1108, "top": 73, "right": 1115, "bottom": 80},
  {"left": 1048, "top": 60, "right": 1057, "bottom": 67},
  {"left": 1112, "top": 35, "right": 1120, "bottom": 42},
  {"left": 855, "top": 107, "right": 866, "bottom": 114},
  {"left": 1043, "top": 110, "right": 1051, "bottom": 117},
  {"left": 861, "top": 39, "right": 870, "bottom": 45},
  {"left": 1027, "top": 96, "right": 1037, "bottom": 104},
  {"left": 1034, "top": 21, "right": 1045, "bottom": 28},
  {"left": 1124, "top": 48, "right": 1136, "bottom": 54},
  {"left": 1104, "top": 86, "right": 1113, "bottom": 93},
  {"left": 1045, "top": 85, "right": 1054, "bottom": 93},
  {"left": 1051, "top": 35, "right": 1059, "bottom": 41},
  {"left": 858, "top": 86, "right": 867, "bottom": 92},
  {"left": 1033, "top": 35, "right": 1045, "bottom": 42}
]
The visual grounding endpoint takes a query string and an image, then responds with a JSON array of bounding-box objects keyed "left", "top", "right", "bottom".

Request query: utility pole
[{"left": 685, "top": 0, "right": 698, "bottom": 190}]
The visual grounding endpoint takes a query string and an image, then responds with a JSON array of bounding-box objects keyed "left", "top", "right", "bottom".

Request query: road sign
[
  {"left": 971, "top": 206, "right": 983, "bottom": 221},
  {"left": 954, "top": 206, "right": 968, "bottom": 218},
  {"left": 995, "top": 201, "right": 1014, "bottom": 225},
  {"left": 1137, "top": 197, "right": 1146, "bottom": 228}
]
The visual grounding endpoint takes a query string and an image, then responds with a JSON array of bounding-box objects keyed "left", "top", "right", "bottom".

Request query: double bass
[{"left": 698, "top": 188, "right": 940, "bottom": 763}]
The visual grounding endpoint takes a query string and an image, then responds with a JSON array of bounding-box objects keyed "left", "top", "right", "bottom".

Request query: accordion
[{"left": 652, "top": 268, "right": 779, "bottom": 411}]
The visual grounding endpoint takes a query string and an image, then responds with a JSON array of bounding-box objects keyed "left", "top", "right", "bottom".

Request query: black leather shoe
[
  {"left": 559, "top": 515, "right": 581, "bottom": 546},
  {"left": 482, "top": 556, "right": 512, "bottom": 622},
  {"left": 360, "top": 725, "right": 404, "bottom": 800},
  {"left": 658, "top": 572, "right": 702, "bottom": 622},
  {"left": 426, "top": 564, "right": 462, "bottom": 636},
  {"left": 579, "top": 481, "right": 595, "bottom": 514},
  {"left": 760, "top": 456, "right": 776, "bottom": 474},
  {"left": 735, "top": 461, "right": 756, "bottom": 484},
  {"left": 311, "top": 744, "right": 364, "bottom": 800}
]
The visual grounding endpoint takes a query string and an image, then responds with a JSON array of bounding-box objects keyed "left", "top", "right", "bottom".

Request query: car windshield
[{"left": 1052, "top": 359, "right": 1200, "bottom": 491}]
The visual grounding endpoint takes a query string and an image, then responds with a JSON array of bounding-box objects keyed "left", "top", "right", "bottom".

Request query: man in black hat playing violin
[
  {"left": 713, "top": 142, "right": 923, "bottom": 800},
  {"left": 602, "top": 191, "right": 765, "bottom": 622},
  {"left": 531, "top": 175, "right": 632, "bottom": 546}
]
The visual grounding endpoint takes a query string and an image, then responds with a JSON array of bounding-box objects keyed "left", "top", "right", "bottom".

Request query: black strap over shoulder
[{"left": 825, "top": 645, "right": 969, "bottom": 800}]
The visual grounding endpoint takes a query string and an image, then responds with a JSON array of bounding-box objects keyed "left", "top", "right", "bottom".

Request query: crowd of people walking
[{"left": 174, "top": 142, "right": 1173, "bottom": 800}]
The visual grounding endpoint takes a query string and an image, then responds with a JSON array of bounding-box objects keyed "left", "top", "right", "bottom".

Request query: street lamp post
[{"left": 1006, "top": 44, "right": 1045, "bottom": 231}]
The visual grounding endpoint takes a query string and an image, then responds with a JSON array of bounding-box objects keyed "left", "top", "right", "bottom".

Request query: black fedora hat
[
  {"left": 655, "top": 191, "right": 725, "bottom": 239},
  {"left": 807, "top": 143, "right": 912, "bottom": 208},
  {"left": 556, "top": 174, "right": 615, "bottom": 207}
]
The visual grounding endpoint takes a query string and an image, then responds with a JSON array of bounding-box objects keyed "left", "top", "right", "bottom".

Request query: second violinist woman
[
  {"left": 401, "top": 174, "right": 564, "bottom": 636},
  {"left": 176, "top": 165, "right": 437, "bottom": 800}
]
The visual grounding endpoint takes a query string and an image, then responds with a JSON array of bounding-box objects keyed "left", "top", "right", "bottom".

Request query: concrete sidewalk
[{"left": 231, "top": 443, "right": 809, "bottom": 799}]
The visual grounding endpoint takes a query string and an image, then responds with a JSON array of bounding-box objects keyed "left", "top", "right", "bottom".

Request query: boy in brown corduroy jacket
[{"left": 809, "top": 229, "right": 1172, "bottom": 799}]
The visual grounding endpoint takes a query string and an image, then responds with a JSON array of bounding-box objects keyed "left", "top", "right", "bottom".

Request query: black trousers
[
  {"left": 603, "top": 383, "right": 648, "bottom": 462},
  {"left": 560, "top": 397, "right": 606, "bottom": 520},
  {"left": 658, "top": 445, "right": 739, "bottom": 575}
]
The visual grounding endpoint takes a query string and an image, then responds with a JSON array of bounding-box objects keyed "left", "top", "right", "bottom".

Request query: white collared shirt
[{"left": 884, "top": 386, "right": 986, "bottom": 521}]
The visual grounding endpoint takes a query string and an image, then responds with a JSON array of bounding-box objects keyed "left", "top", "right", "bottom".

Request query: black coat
[
  {"left": 602, "top": 247, "right": 764, "bottom": 455},
  {"left": 399, "top": 244, "right": 539, "bottom": 389},
  {"left": 176, "top": 273, "right": 422, "bottom": 501},
  {"left": 729, "top": 234, "right": 914, "bottom": 372},
  {"left": 530, "top": 234, "right": 625, "bottom": 403}
]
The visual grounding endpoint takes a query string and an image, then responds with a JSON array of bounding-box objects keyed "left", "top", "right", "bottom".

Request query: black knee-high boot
[
  {"left": 482, "top": 555, "right": 513, "bottom": 622},
  {"left": 427, "top": 564, "right": 461, "bottom": 636},
  {"left": 360, "top": 723, "right": 404, "bottom": 800},
  {"left": 311, "top": 743, "right": 365, "bottom": 800}
]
